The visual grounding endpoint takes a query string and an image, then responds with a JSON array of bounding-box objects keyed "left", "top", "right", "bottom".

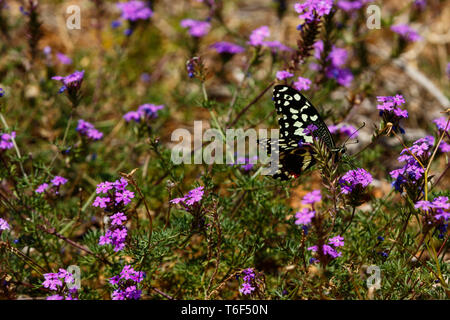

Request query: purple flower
[
  {"left": 123, "top": 111, "right": 141, "bottom": 122},
  {"left": 308, "top": 243, "right": 342, "bottom": 259},
  {"left": 337, "top": 0, "right": 373, "bottom": 11},
  {"left": 414, "top": 200, "right": 433, "bottom": 211},
  {"left": 239, "top": 282, "right": 255, "bottom": 295},
  {"left": 326, "top": 66, "right": 353, "bottom": 87},
  {"left": 93, "top": 196, "right": 110, "bottom": 208},
  {"left": 295, "top": 208, "right": 315, "bottom": 225},
  {"left": 248, "top": 26, "right": 270, "bottom": 46},
  {"left": 433, "top": 117, "right": 449, "bottom": 132},
  {"left": 52, "top": 70, "right": 84, "bottom": 87},
  {"left": 52, "top": 70, "right": 84, "bottom": 93},
  {"left": 276, "top": 70, "right": 294, "bottom": 80},
  {"left": 116, "top": 1, "right": 153, "bottom": 21},
  {"left": 124, "top": 104, "right": 164, "bottom": 123},
  {"left": 391, "top": 24, "right": 422, "bottom": 42},
  {"left": 0, "top": 88, "right": 4, "bottom": 97},
  {"left": 42, "top": 268, "right": 78, "bottom": 299},
  {"left": 304, "top": 124, "right": 318, "bottom": 135},
  {"left": 439, "top": 141, "right": 450, "bottom": 153},
  {"left": 339, "top": 168, "right": 372, "bottom": 195},
  {"left": 329, "top": 235, "right": 344, "bottom": 247},
  {"left": 329, "top": 47, "right": 348, "bottom": 67},
  {"left": 109, "top": 265, "right": 145, "bottom": 300},
  {"left": 56, "top": 52, "right": 72, "bottom": 65},
  {"left": 293, "top": 76, "right": 311, "bottom": 91},
  {"left": 294, "top": 0, "right": 333, "bottom": 21},
  {"left": 313, "top": 41, "right": 353, "bottom": 87},
  {"left": 113, "top": 177, "right": 128, "bottom": 191},
  {"left": 393, "top": 108, "right": 408, "bottom": 118},
  {"left": 329, "top": 124, "right": 358, "bottom": 137},
  {"left": 76, "top": 119, "right": 103, "bottom": 141},
  {"left": 111, "top": 212, "right": 127, "bottom": 226},
  {"left": 232, "top": 156, "right": 258, "bottom": 172},
  {"left": 180, "top": 19, "right": 211, "bottom": 37},
  {"left": 51, "top": 176, "right": 68, "bottom": 186},
  {"left": 170, "top": 186, "right": 205, "bottom": 208},
  {"left": 210, "top": 41, "right": 245, "bottom": 54},
  {"left": 115, "top": 190, "right": 135, "bottom": 205},
  {"left": 35, "top": 183, "right": 49, "bottom": 194},
  {"left": 0, "top": 218, "right": 10, "bottom": 231},
  {"left": 323, "top": 244, "right": 342, "bottom": 258},
  {"left": 96, "top": 181, "right": 113, "bottom": 194},
  {"left": 301, "top": 190, "right": 322, "bottom": 205},
  {"left": 0, "top": 131, "right": 15, "bottom": 150}
]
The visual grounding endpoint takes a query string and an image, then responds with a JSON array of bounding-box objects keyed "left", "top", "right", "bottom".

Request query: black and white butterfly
[{"left": 266, "top": 85, "right": 346, "bottom": 180}]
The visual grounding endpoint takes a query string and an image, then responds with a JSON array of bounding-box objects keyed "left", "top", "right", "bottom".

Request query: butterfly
[{"left": 266, "top": 85, "right": 346, "bottom": 180}]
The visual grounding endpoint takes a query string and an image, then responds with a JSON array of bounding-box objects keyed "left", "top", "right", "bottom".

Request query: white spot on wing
[
  {"left": 310, "top": 115, "right": 318, "bottom": 121},
  {"left": 289, "top": 108, "right": 298, "bottom": 114},
  {"left": 294, "top": 94, "right": 301, "bottom": 101}
]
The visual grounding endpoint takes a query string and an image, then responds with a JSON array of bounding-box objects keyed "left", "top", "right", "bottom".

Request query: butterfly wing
[
  {"left": 272, "top": 85, "right": 336, "bottom": 151},
  {"left": 267, "top": 85, "right": 335, "bottom": 180}
]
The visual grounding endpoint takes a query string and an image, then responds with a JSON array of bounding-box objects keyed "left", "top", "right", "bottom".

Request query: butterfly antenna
[{"left": 343, "top": 122, "right": 365, "bottom": 147}]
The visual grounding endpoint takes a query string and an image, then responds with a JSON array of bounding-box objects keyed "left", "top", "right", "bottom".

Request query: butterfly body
[{"left": 267, "top": 85, "right": 345, "bottom": 180}]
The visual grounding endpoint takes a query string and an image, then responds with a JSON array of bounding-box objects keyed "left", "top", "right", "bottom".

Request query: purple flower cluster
[
  {"left": 390, "top": 136, "right": 434, "bottom": 192},
  {"left": 0, "top": 217, "right": 10, "bottom": 231},
  {"left": 376, "top": 94, "right": 408, "bottom": 133},
  {"left": 295, "top": 190, "right": 321, "bottom": 226},
  {"left": 231, "top": 156, "right": 258, "bottom": 171},
  {"left": 210, "top": 41, "right": 245, "bottom": 54},
  {"left": 339, "top": 168, "right": 373, "bottom": 195},
  {"left": 0, "top": 131, "right": 15, "bottom": 150},
  {"left": 391, "top": 24, "right": 422, "bottom": 42},
  {"left": 123, "top": 103, "right": 164, "bottom": 123},
  {"left": 42, "top": 268, "right": 79, "bottom": 300},
  {"left": 414, "top": 196, "right": 450, "bottom": 222},
  {"left": 56, "top": 52, "right": 72, "bottom": 65},
  {"left": 109, "top": 265, "right": 145, "bottom": 300},
  {"left": 248, "top": 26, "right": 270, "bottom": 46},
  {"left": 239, "top": 268, "right": 256, "bottom": 295},
  {"left": 294, "top": 0, "right": 333, "bottom": 22},
  {"left": 0, "top": 87, "right": 4, "bottom": 97},
  {"left": 328, "top": 123, "right": 358, "bottom": 138},
  {"left": 94, "top": 178, "right": 135, "bottom": 252},
  {"left": 295, "top": 208, "right": 315, "bottom": 225},
  {"left": 248, "top": 26, "right": 292, "bottom": 52},
  {"left": 76, "top": 119, "right": 103, "bottom": 141},
  {"left": 293, "top": 76, "right": 312, "bottom": 91},
  {"left": 433, "top": 117, "right": 449, "bottom": 132},
  {"left": 35, "top": 176, "right": 68, "bottom": 194},
  {"left": 181, "top": 19, "right": 211, "bottom": 37},
  {"left": 52, "top": 70, "right": 84, "bottom": 94},
  {"left": 337, "top": 0, "right": 373, "bottom": 12},
  {"left": 313, "top": 40, "right": 353, "bottom": 87},
  {"left": 116, "top": 1, "right": 153, "bottom": 21},
  {"left": 276, "top": 70, "right": 294, "bottom": 81},
  {"left": 170, "top": 186, "right": 204, "bottom": 208},
  {"left": 308, "top": 235, "right": 344, "bottom": 260}
]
